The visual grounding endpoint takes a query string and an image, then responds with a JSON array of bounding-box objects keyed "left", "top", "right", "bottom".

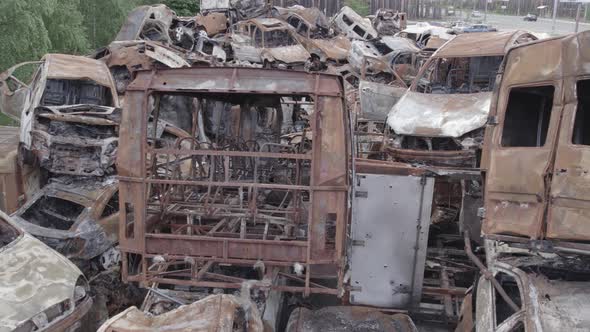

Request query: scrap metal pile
[{"left": 1, "top": 1, "right": 590, "bottom": 331}]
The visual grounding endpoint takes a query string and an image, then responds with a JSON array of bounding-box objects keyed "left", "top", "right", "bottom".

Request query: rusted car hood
[
  {"left": 0, "top": 234, "right": 81, "bottom": 331},
  {"left": 266, "top": 45, "right": 310, "bottom": 64},
  {"left": 387, "top": 90, "right": 491, "bottom": 137},
  {"left": 98, "top": 294, "right": 263, "bottom": 332},
  {"left": 309, "top": 36, "right": 350, "bottom": 61}
]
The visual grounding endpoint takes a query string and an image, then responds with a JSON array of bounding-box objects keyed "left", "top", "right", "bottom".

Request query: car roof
[{"left": 435, "top": 30, "right": 533, "bottom": 57}]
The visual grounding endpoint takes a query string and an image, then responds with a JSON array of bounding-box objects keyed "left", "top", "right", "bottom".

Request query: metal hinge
[{"left": 352, "top": 240, "right": 366, "bottom": 247}]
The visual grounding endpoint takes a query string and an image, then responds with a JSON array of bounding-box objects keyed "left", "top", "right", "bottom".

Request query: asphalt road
[{"left": 484, "top": 13, "right": 590, "bottom": 36}]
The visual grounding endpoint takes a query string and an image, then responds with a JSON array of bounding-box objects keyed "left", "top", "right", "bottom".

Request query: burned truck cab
[
  {"left": 461, "top": 30, "right": 590, "bottom": 332},
  {"left": 117, "top": 67, "right": 350, "bottom": 299}
]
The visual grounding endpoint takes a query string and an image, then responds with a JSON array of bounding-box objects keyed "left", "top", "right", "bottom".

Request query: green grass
[{"left": 0, "top": 113, "right": 18, "bottom": 126}]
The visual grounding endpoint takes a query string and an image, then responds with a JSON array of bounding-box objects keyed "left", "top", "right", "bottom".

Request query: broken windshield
[
  {"left": 41, "top": 79, "right": 115, "bottom": 107},
  {"left": 415, "top": 56, "right": 503, "bottom": 94},
  {"left": 264, "top": 30, "right": 296, "bottom": 47},
  {"left": 21, "top": 196, "right": 85, "bottom": 231}
]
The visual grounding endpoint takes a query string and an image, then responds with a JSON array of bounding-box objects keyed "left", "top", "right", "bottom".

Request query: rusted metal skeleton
[{"left": 117, "top": 67, "right": 350, "bottom": 296}]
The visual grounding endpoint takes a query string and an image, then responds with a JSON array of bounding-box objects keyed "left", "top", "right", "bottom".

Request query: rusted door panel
[
  {"left": 548, "top": 85, "right": 590, "bottom": 240},
  {"left": 483, "top": 83, "right": 562, "bottom": 239},
  {"left": 484, "top": 149, "right": 550, "bottom": 237}
]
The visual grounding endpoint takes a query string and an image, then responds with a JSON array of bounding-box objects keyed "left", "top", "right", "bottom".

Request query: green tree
[
  {"left": 0, "top": 1, "right": 53, "bottom": 71},
  {"left": 137, "top": 0, "right": 200, "bottom": 16},
  {"left": 0, "top": 0, "right": 91, "bottom": 72},
  {"left": 44, "top": 0, "right": 91, "bottom": 54},
  {"left": 80, "top": 0, "right": 139, "bottom": 49},
  {"left": 345, "top": 0, "right": 370, "bottom": 16}
]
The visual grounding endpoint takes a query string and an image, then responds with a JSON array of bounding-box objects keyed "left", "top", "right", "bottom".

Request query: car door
[
  {"left": 482, "top": 80, "right": 563, "bottom": 239},
  {"left": 0, "top": 61, "right": 42, "bottom": 121},
  {"left": 231, "top": 24, "right": 260, "bottom": 63},
  {"left": 547, "top": 77, "right": 590, "bottom": 240}
]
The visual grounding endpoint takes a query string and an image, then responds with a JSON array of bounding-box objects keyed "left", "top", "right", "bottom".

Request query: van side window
[
  {"left": 572, "top": 80, "right": 590, "bottom": 145},
  {"left": 353, "top": 25, "right": 367, "bottom": 38},
  {"left": 501, "top": 86, "right": 554, "bottom": 147}
]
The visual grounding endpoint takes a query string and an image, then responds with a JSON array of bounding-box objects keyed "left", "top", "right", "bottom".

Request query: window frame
[
  {"left": 571, "top": 78, "right": 590, "bottom": 146},
  {"left": 498, "top": 83, "right": 558, "bottom": 149}
]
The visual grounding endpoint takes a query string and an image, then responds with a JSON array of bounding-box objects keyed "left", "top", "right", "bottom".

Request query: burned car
[
  {"left": 115, "top": 5, "right": 227, "bottom": 63},
  {"left": 10, "top": 177, "right": 119, "bottom": 263},
  {"left": 273, "top": 5, "right": 350, "bottom": 63},
  {"left": 332, "top": 6, "right": 378, "bottom": 41},
  {"left": 396, "top": 22, "right": 453, "bottom": 48},
  {"left": 372, "top": 9, "right": 407, "bottom": 36},
  {"left": 94, "top": 40, "right": 191, "bottom": 98},
  {"left": 275, "top": 6, "right": 351, "bottom": 65},
  {"left": 459, "top": 254, "right": 590, "bottom": 332},
  {"left": 348, "top": 36, "right": 420, "bottom": 84},
  {"left": 0, "top": 54, "right": 120, "bottom": 177},
  {"left": 230, "top": 18, "right": 311, "bottom": 69},
  {"left": 385, "top": 31, "right": 536, "bottom": 168},
  {"left": 0, "top": 209, "right": 92, "bottom": 332},
  {"left": 98, "top": 293, "right": 263, "bottom": 331}
]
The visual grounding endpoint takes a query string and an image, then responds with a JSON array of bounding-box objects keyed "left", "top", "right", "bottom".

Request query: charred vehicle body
[
  {"left": 348, "top": 36, "right": 420, "bottom": 85},
  {"left": 273, "top": 6, "right": 351, "bottom": 66},
  {"left": 0, "top": 54, "right": 120, "bottom": 180},
  {"left": 372, "top": 9, "right": 407, "bottom": 36},
  {"left": 0, "top": 210, "right": 92, "bottom": 332},
  {"left": 230, "top": 18, "right": 311, "bottom": 69},
  {"left": 454, "top": 31, "right": 590, "bottom": 332},
  {"left": 385, "top": 31, "right": 536, "bottom": 168},
  {"left": 482, "top": 31, "right": 590, "bottom": 248},
  {"left": 11, "top": 177, "right": 119, "bottom": 263},
  {"left": 332, "top": 6, "right": 378, "bottom": 41}
]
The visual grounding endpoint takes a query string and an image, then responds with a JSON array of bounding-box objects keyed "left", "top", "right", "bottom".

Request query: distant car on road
[
  {"left": 523, "top": 13, "right": 538, "bottom": 21},
  {"left": 471, "top": 10, "right": 482, "bottom": 18},
  {"left": 463, "top": 24, "right": 497, "bottom": 33}
]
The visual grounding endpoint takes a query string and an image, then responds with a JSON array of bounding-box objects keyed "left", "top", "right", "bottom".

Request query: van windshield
[{"left": 415, "top": 55, "right": 503, "bottom": 94}]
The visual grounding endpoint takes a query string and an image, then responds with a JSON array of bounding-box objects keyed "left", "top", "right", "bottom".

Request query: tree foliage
[
  {"left": 0, "top": 0, "right": 200, "bottom": 73},
  {"left": 344, "top": 0, "right": 370, "bottom": 16}
]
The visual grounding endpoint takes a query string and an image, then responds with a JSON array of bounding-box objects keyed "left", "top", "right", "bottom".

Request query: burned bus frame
[{"left": 117, "top": 67, "right": 350, "bottom": 296}]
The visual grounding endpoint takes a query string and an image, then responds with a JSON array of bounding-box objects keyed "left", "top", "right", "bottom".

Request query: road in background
[{"left": 485, "top": 13, "right": 590, "bottom": 36}]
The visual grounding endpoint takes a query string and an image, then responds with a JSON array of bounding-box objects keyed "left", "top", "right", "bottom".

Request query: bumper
[
  {"left": 47, "top": 296, "right": 93, "bottom": 332},
  {"left": 385, "top": 147, "right": 476, "bottom": 167}
]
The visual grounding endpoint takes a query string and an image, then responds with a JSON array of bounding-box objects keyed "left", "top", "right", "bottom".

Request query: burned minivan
[
  {"left": 456, "top": 31, "right": 590, "bottom": 332},
  {"left": 385, "top": 31, "right": 536, "bottom": 168},
  {"left": 0, "top": 54, "right": 120, "bottom": 178}
]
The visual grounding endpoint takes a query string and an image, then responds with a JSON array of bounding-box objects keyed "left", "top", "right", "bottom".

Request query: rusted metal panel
[{"left": 435, "top": 31, "right": 535, "bottom": 58}]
